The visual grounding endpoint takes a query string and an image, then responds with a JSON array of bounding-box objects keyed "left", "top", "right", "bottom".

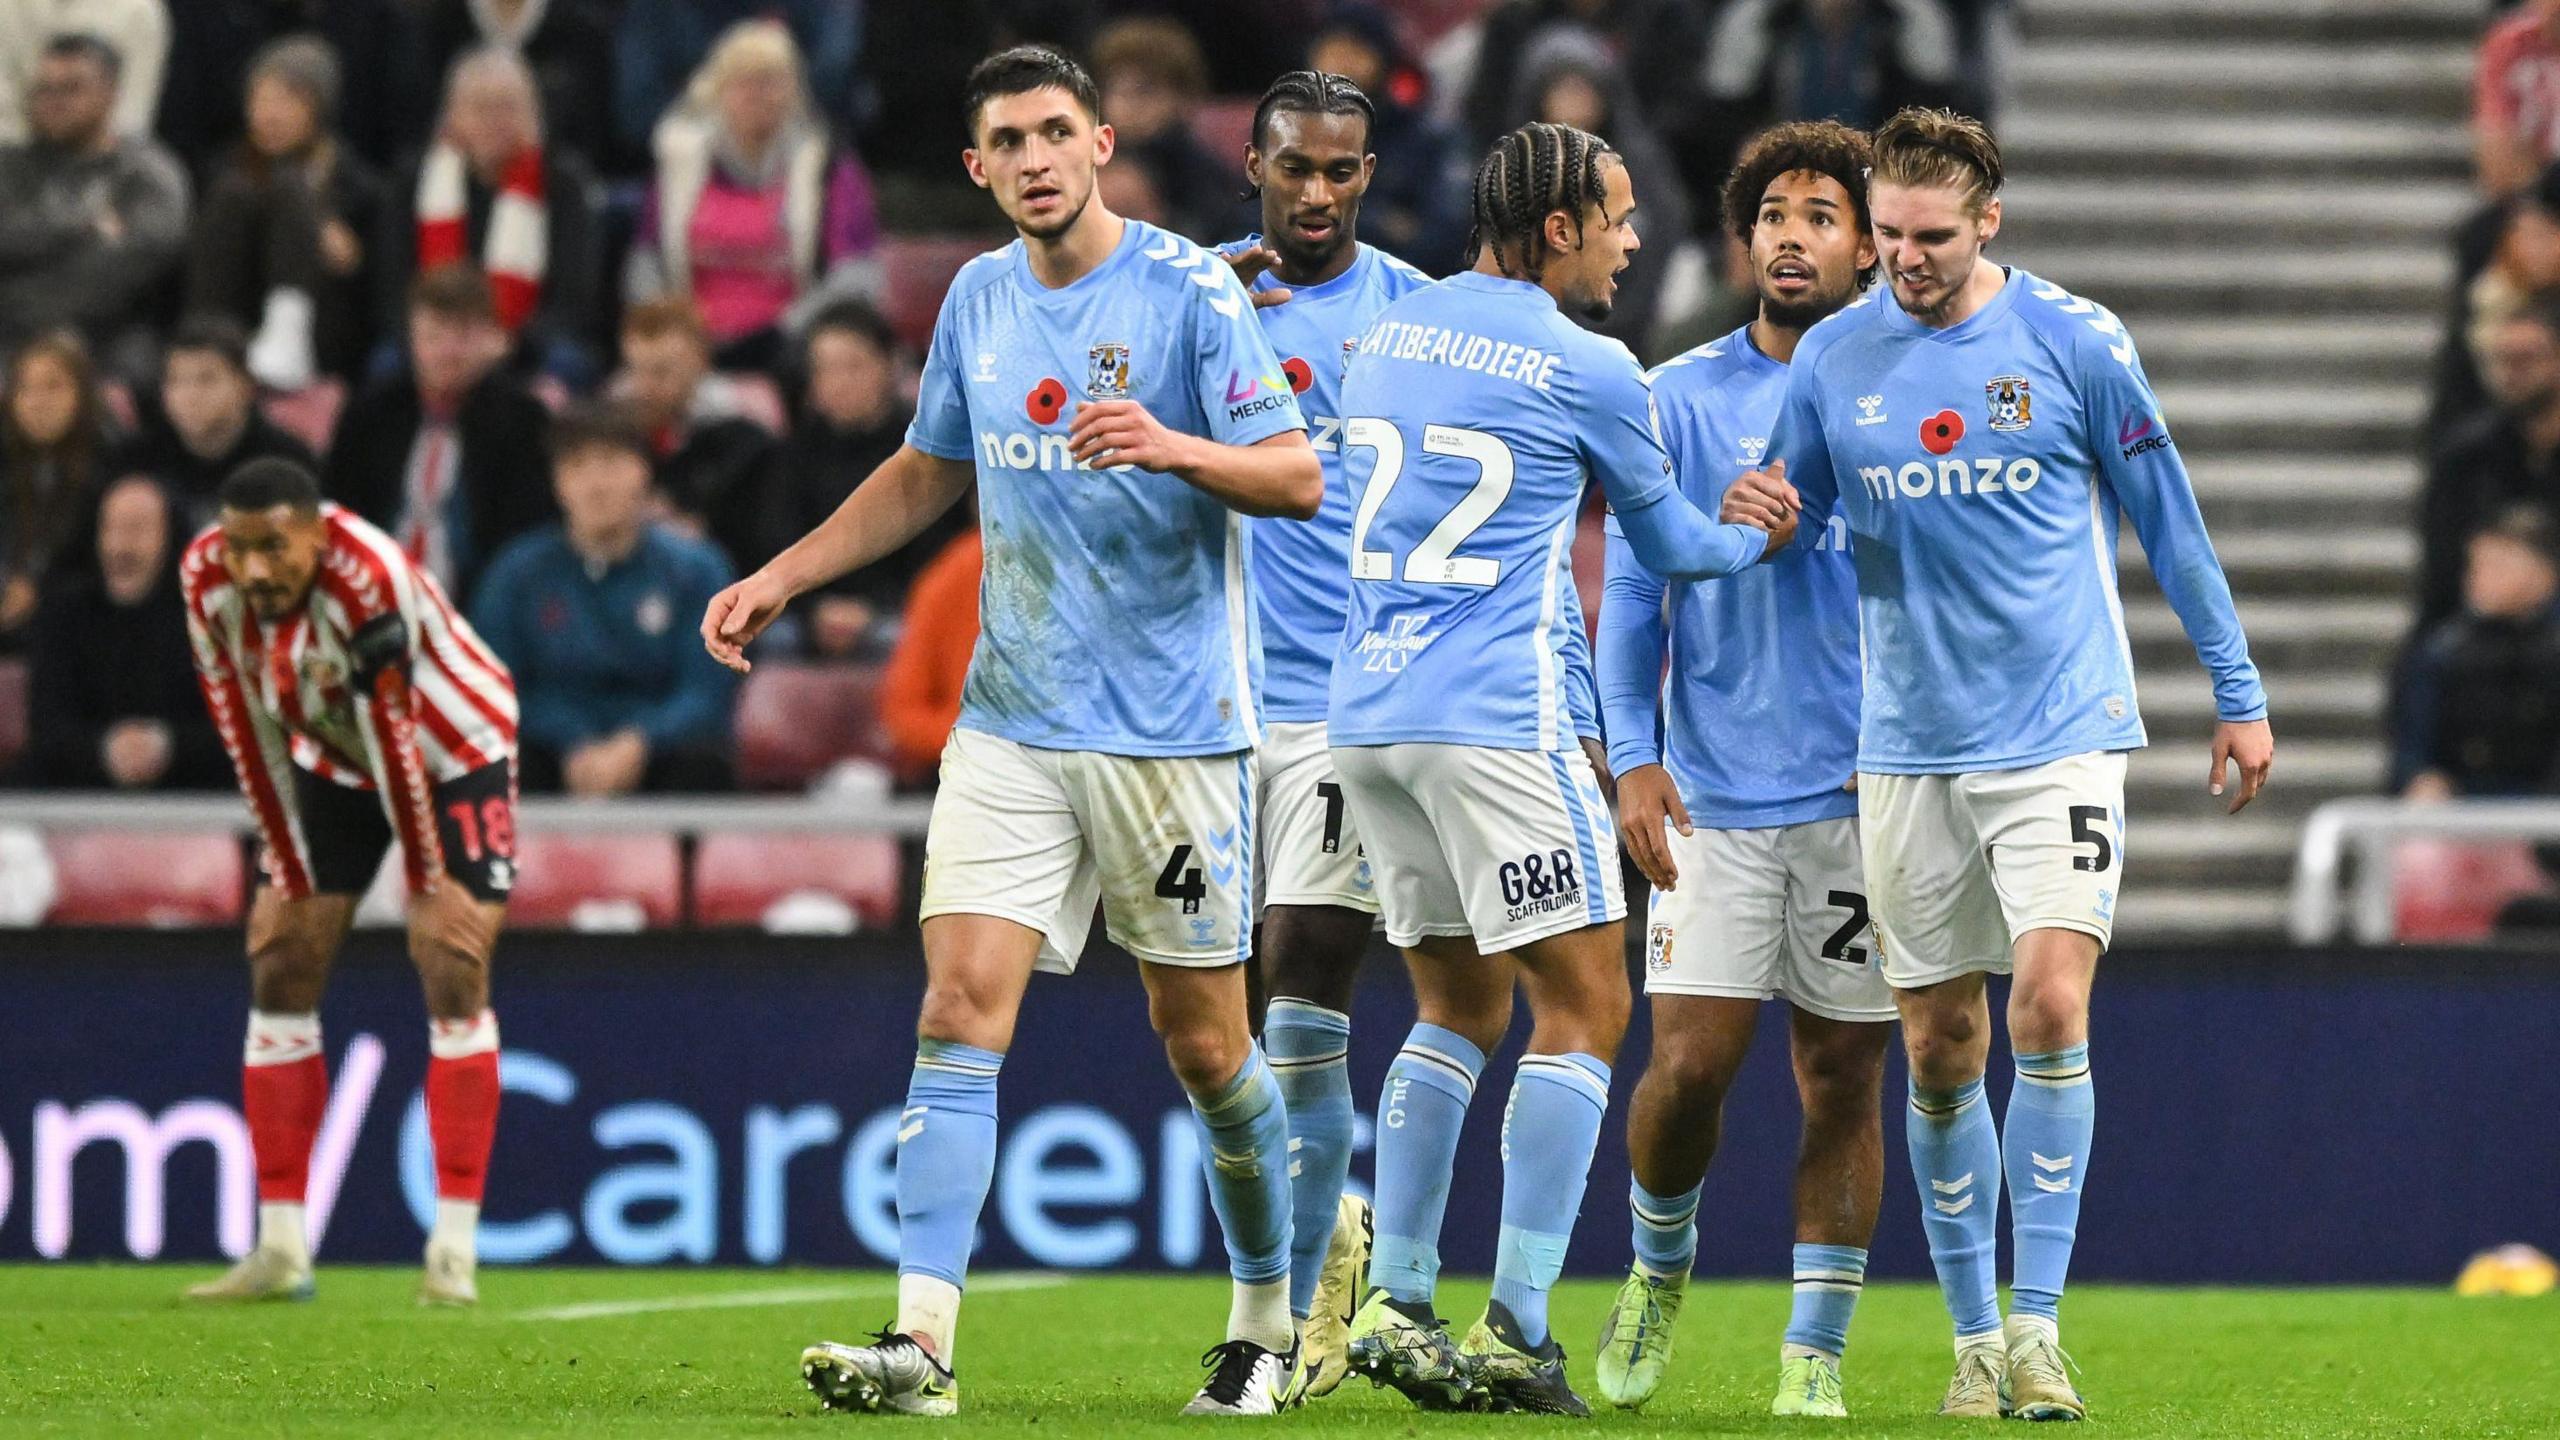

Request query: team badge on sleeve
[
  {"left": 1985, "top": 375, "right": 2032, "bottom": 432},
  {"left": 1086, "top": 342, "right": 1132, "bottom": 399}
]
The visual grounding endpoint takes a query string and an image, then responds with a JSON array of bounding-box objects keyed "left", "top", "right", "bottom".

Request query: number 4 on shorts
[{"left": 1157, "top": 845, "right": 1208, "bottom": 914}]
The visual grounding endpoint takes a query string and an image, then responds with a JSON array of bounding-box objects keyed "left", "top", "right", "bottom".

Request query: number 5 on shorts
[{"left": 2068, "top": 805, "right": 2115, "bottom": 873}]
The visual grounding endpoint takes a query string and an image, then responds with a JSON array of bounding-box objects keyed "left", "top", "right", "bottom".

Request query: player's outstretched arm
[
  {"left": 1596, "top": 519, "right": 1688, "bottom": 889},
  {"left": 701, "top": 446, "right": 975, "bottom": 674},
  {"left": 1066, "top": 401, "right": 1321, "bottom": 518}
]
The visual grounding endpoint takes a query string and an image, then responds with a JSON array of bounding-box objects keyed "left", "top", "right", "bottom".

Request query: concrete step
[
  {"left": 2149, "top": 382, "right": 2423, "bottom": 456},
  {"left": 2110, "top": 885, "right": 2288, "bottom": 941},
  {"left": 2009, "top": 246, "right": 2454, "bottom": 320},
  {"left": 2000, "top": 113, "right": 2468, "bottom": 182},
  {"left": 2126, "top": 595, "right": 2406, "bottom": 671},
  {"left": 2185, "top": 455, "right": 2418, "bottom": 505},
  {"left": 2140, "top": 666, "right": 2385, "bottom": 741},
  {"left": 2124, "top": 525, "right": 2417, "bottom": 597},
  {"left": 2023, "top": 0, "right": 2480, "bottom": 45},
  {"left": 2000, "top": 180, "right": 2471, "bottom": 250},
  {"left": 2011, "top": 43, "right": 2470, "bottom": 121},
  {"left": 2128, "top": 735, "right": 2382, "bottom": 792},
  {"left": 2116, "top": 316, "right": 2439, "bottom": 374}
]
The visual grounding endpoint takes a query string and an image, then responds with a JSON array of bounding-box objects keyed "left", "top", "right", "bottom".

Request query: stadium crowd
[{"left": 0, "top": 0, "right": 2011, "bottom": 799}]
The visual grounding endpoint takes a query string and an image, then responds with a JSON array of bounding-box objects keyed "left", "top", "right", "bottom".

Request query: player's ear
[
  {"left": 1976, "top": 196, "right": 2001, "bottom": 246},
  {"left": 1244, "top": 145, "right": 1265, "bottom": 191},
  {"left": 961, "top": 146, "right": 989, "bottom": 191},
  {"left": 1359, "top": 153, "right": 1377, "bottom": 188},
  {"left": 1091, "top": 120, "right": 1115, "bottom": 167},
  {"left": 1543, "top": 207, "right": 1575, "bottom": 259}
]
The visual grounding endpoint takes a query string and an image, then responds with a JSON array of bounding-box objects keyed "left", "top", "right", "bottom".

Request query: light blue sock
[
  {"left": 1189, "top": 1045, "right": 1294, "bottom": 1286},
  {"left": 1785, "top": 1243, "right": 1869, "bottom": 1357},
  {"left": 1491, "top": 1053, "right": 1613, "bottom": 1348},
  {"left": 1368, "top": 1023, "right": 1486, "bottom": 1306},
  {"left": 1630, "top": 1179, "right": 1700, "bottom": 1279},
  {"left": 1908, "top": 1077, "right": 2002, "bottom": 1340},
  {"left": 2005, "top": 1045, "right": 2094, "bottom": 1324},
  {"left": 1265, "top": 999, "right": 1355, "bottom": 1320},
  {"left": 895, "top": 1040, "right": 1002, "bottom": 1287}
]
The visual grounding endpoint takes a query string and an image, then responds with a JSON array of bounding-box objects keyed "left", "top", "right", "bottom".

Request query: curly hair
[{"left": 1721, "top": 120, "right": 1875, "bottom": 244}]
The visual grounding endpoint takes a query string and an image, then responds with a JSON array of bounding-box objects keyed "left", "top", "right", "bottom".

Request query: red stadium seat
[
  {"left": 734, "top": 663, "right": 892, "bottom": 791},
  {"left": 2394, "top": 838, "right": 2555, "bottom": 942},
  {"left": 504, "top": 832, "right": 683, "bottom": 930},
  {"left": 261, "top": 380, "right": 346, "bottom": 453},
  {"left": 692, "top": 832, "right": 903, "bottom": 931},
  {"left": 0, "top": 657, "right": 26, "bottom": 777},
  {"left": 46, "top": 830, "right": 246, "bottom": 926},
  {"left": 1191, "top": 97, "right": 1257, "bottom": 171},
  {"left": 879, "top": 234, "right": 999, "bottom": 354}
]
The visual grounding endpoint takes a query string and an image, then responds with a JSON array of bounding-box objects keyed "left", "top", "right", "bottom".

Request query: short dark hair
[
  {"left": 2481, "top": 502, "right": 2560, "bottom": 570},
  {"left": 43, "top": 32, "right": 121, "bottom": 84},
  {"left": 621, "top": 296, "right": 710, "bottom": 350},
  {"left": 962, "top": 45, "right": 1100, "bottom": 140},
  {"left": 1250, "top": 69, "right": 1375, "bottom": 153},
  {"left": 167, "top": 315, "right": 253, "bottom": 378},
  {"left": 219, "top": 456, "right": 322, "bottom": 513},
  {"left": 550, "top": 401, "right": 652, "bottom": 465},
  {"left": 804, "top": 298, "right": 898, "bottom": 357},
  {"left": 409, "top": 263, "right": 499, "bottom": 324},
  {"left": 1722, "top": 120, "right": 1875, "bottom": 245},
  {"left": 1465, "top": 122, "right": 1618, "bottom": 281}
]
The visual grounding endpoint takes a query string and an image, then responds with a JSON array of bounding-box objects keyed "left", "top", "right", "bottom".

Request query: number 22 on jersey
[{"left": 1343, "top": 418, "right": 1517, "bottom": 587}]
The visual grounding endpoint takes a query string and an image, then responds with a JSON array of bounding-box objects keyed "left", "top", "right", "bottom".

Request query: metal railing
[{"left": 2289, "top": 797, "right": 2560, "bottom": 944}]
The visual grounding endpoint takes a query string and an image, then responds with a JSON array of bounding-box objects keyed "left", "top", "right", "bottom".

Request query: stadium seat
[
  {"left": 261, "top": 380, "right": 346, "bottom": 453},
  {"left": 45, "top": 830, "right": 246, "bottom": 926},
  {"left": 734, "top": 662, "right": 893, "bottom": 790},
  {"left": 504, "top": 832, "right": 684, "bottom": 930},
  {"left": 0, "top": 657, "right": 26, "bottom": 776},
  {"left": 1190, "top": 98, "right": 1257, "bottom": 170},
  {"left": 879, "top": 234, "right": 996, "bottom": 353},
  {"left": 691, "top": 832, "right": 903, "bottom": 931},
  {"left": 2393, "top": 838, "right": 2556, "bottom": 942}
]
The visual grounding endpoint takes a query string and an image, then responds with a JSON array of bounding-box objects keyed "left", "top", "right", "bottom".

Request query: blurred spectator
[
  {"left": 2421, "top": 298, "right": 2560, "bottom": 625},
  {"left": 617, "top": 298, "right": 783, "bottom": 575},
  {"left": 1701, "top": 0, "right": 1963, "bottom": 177},
  {"left": 2394, "top": 505, "right": 2560, "bottom": 799},
  {"left": 0, "top": 2, "right": 167, "bottom": 144},
  {"left": 1457, "top": 0, "right": 1712, "bottom": 157},
  {"left": 627, "top": 19, "right": 882, "bottom": 375},
  {"left": 2432, "top": 174, "right": 2560, "bottom": 449},
  {"left": 0, "top": 34, "right": 189, "bottom": 383},
  {"left": 852, "top": 0, "right": 1096, "bottom": 207},
  {"left": 1098, "top": 152, "right": 1174, "bottom": 230},
  {"left": 406, "top": 0, "right": 616, "bottom": 172},
  {"left": 878, "top": 519, "right": 981, "bottom": 782},
  {"left": 1, "top": 331, "right": 120, "bottom": 645},
  {"left": 157, "top": 0, "right": 408, "bottom": 176},
  {"left": 2476, "top": 0, "right": 2560, "bottom": 199},
  {"left": 1308, "top": 5, "right": 1466, "bottom": 273},
  {"left": 377, "top": 45, "right": 606, "bottom": 389},
  {"left": 1513, "top": 27, "right": 1693, "bottom": 352},
  {"left": 114, "top": 316, "right": 317, "bottom": 526},
  {"left": 472, "top": 402, "right": 739, "bottom": 796},
  {"left": 326, "top": 264, "right": 555, "bottom": 605},
  {"left": 615, "top": 0, "right": 859, "bottom": 175},
  {"left": 19, "top": 474, "right": 224, "bottom": 789},
  {"left": 1090, "top": 17, "right": 1233, "bottom": 241},
  {"left": 782, "top": 302, "right": 967, "bottom": 661},
  {"left": 184, "top": 36, "right": 385, "bottom": 390}
]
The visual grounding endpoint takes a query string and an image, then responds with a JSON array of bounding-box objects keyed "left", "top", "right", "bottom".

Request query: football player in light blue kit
[
  {"left": 1328, "top": 122, "right": 1789, "bottom": 1416},
  {"left": 1727, "top": 109, "right": 2277, "bottom": 1421},
  {"left": 1214, "top": 69, "right": 1432, "bottom": 1405},
  {"left": 1590, "top": 120, "right": 1895, "bottom": 1420},
  {"left": 701, "top": 48, "right": 1324, "bottom": 1418}
]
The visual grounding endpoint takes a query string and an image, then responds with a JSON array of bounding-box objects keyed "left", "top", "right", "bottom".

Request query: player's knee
[
  {"left": 1648, "top": 1033, "right": 1742, "bottom": 1106},
  {"left": 248, "top": 931, "right": 331, "bottom": 1010},
  {"left": 411, "top": 933, "right": 490, "bottom": 1017},
  {"left": 1158, "top": 1018, "right": 1250, "bottom": 1094},
  {"left": 1794, "top": 1036, "right": 1887, "bottom": 1122},
  {"left": 2006, "top": 980, "right": 2089, "bottom": 1055},
  {"left": 1901, "top": 1010, "right": 1985, "bottom": 1089}
]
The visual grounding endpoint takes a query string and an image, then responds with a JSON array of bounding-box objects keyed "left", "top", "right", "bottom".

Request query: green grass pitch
[{"left": 3, "top": 1266, "right": 2553, "bottom": 1437}]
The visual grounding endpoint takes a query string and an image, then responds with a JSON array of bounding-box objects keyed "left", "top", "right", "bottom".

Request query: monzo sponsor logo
[
  {"left": 1857, "top": 456, "right": 2043, "bottom": 501},
  {"left": 976, "top": 431, "right": 1133, "bottom": 473}
]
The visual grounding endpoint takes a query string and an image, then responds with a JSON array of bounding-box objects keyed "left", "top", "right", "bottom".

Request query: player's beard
[
  {"left": 1012, "top": 179, "right": 1093, "bottom": 242},
  {"left": 1762, "top": 276, "right": 1858, "bottom": 331}
]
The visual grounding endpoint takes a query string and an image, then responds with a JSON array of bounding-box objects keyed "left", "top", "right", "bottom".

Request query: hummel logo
[
  {"left": 1854, "top": 394, "right": 1889, "bottom": 427},
  {"left": 2117, "top": 413, "right": 2154, "bottom": 445},
  {"left": 973, "top": 352, "right": 999, "bottom": 383},
  {"left": 1856, "top": 395, "right": 1883, "bottom": 416}
]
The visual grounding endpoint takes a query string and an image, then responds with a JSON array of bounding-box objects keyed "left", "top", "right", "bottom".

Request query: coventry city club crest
[
  {"left": 1087, "top": 342, "right": 1132, "bottom": 399},
  {"left": 1985, "top": 375, "right": 2032, "bottom": 432}
]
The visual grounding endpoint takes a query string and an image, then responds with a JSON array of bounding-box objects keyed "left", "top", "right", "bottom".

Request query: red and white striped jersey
[{"left": 182, "top": 504, "right": 517, "bottom": 899}]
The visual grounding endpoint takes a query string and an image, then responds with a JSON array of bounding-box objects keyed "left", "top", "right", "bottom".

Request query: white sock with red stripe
[
  {"left": 242, "top": 1011, "right": 325, "bottom": 1265},
  {"left": 426, "top": 1010, "right": 501, "bottom": 1260}
]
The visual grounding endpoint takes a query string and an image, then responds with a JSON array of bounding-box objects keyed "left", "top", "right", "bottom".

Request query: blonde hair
[
  {"left": 1871, "top": 107, "right": 2002, "bottom": 216},
  {"left": 683, "top": 19, "right": 810, "bottom": 121}
]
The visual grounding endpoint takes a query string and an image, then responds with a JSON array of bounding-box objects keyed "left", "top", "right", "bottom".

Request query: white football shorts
[
  {"left": 1641, "top": 815, "right": 1894, "bottom": 1022},
  {"left": 919, "top": 727, "right": 1256, "bottom": 972},
  {"left": 1255, "top": 719, "right": 1379, "bottom": 914}
]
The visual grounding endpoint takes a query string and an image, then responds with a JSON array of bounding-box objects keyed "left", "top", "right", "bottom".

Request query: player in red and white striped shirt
[{"left": 179, "top": 457, "right": 518, "bottom": 1308}]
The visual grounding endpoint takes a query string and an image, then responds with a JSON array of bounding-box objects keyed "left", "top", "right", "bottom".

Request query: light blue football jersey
[
  {"left": 1327, "top": 272, "right": 1768, "bottom": 751},
  {"left": 1222, "top": 237, "right": 1434, "bottom": 723},
  {"left": 1766, "top": 267, "right": 2267, "bottom": 774},
  {"left": 907, "top": 219, "right": 1307, "bottom": 757},
  {"left": 1599, "top": 323, "right": 1860, "bottom": 829}
]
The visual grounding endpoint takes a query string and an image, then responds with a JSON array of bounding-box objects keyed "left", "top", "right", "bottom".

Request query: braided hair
[
  {"left": 1249, "top": 69, "right": 1375, "bottom": 153},
  {"left": 1465, "top": 122, "right": 1618, "bottom": 281}
]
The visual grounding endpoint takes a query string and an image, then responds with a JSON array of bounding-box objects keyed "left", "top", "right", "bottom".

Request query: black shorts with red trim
[{"left": 270, "top": 759, "right": 520, "bottom": 904}]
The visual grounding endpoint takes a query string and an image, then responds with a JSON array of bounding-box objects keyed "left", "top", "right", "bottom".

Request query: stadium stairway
[{"left": 1993, "top": 0, "right": 2474, "bottom": 941}]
